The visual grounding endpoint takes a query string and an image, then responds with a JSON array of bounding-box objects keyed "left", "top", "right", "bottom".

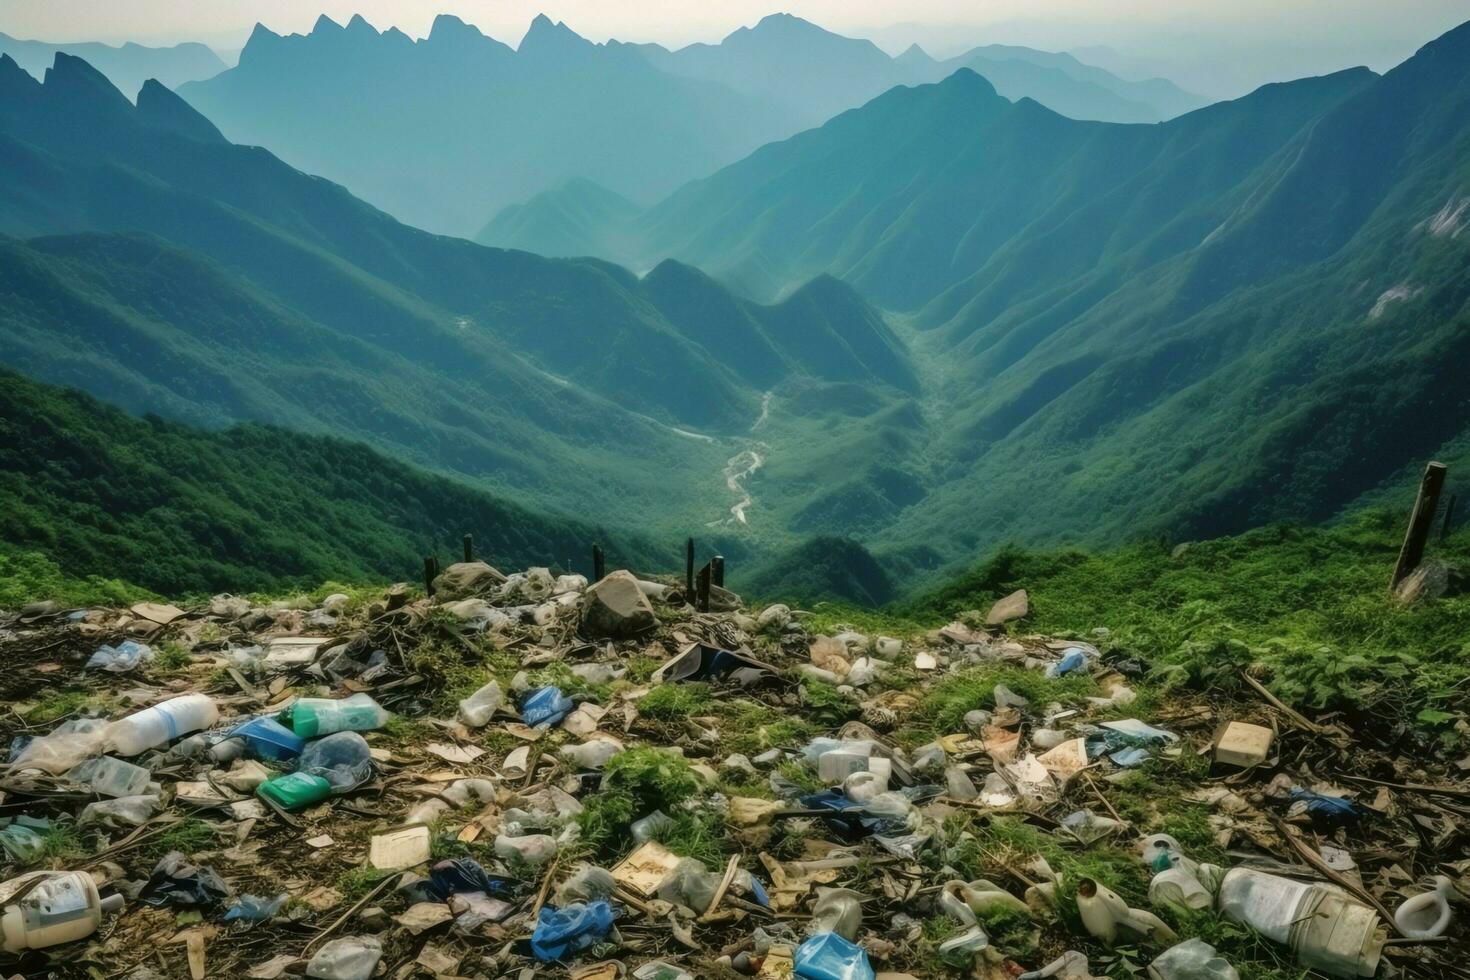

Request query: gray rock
[
  {"left": 581, "top": 570, "right": 656, "bottom": 638},
  {"left": 986, "top": 589, "right": 1029, "bottom": 625}
]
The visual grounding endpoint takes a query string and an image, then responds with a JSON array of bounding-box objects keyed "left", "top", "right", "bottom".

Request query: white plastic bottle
[
  {"left": 104, "top": 694, "right": 219, "bottom": 756},
  {"left": 1, "top": 871, "right": 124, "bottom": 952},
  {"left": 1218, "top": 868, "right": 1384, "bottom": 977}
]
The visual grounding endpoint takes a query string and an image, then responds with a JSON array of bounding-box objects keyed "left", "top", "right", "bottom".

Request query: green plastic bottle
[
  {"left": 256, "top": 772, "right": 332, "bottom": 811},
  {"left": 285, "top": 694, "right": 388, "bottom": 738}
]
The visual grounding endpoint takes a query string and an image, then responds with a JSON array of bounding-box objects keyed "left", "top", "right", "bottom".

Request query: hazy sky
[{"left": 3, "top": 0, "right": 1466, "bottom": 96}]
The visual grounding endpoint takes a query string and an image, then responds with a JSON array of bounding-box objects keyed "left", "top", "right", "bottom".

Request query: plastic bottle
[
  {"left": 1075, "top": 878, "right": 1177, "bottom": 946},
  {"left": 1, "top": 871, "right": 124, "bottom": 952},
  {"left": 285, "top": 694, "right": 388, "bottom": 738},
  {"left": 104, "top": 694, "right": 219, "bottom": 756},
  {"left": 457, "top": 680, "right": 504, "bottom": 727},
  {"left": 1217, "top": 869, "right": 1384, "bottom": 977},
  {"left": 256, "top": 772, "right": 333, "bottom": 811},
  {"left": 228, "top": 716, "right": 305, "bottom": 762},
  {"left": 68, "top": 757, "right": 151, "bottom": 798},
  {"left": 493, "top": 834, "right": 557, "bottom": 866}
]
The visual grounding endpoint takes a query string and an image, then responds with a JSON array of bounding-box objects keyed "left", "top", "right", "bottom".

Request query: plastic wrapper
[
  {"left": 139, "top": 851, "right": 232, "bottom": 907},
  {"left": 521, "top": 686, "right": 575, "bottom": 728},
  {"left": 457, "top": 680, "right": 504, "bottom": 727},
  {"left": 86, "top": 640, "right": 153, "bottom": 672},
  {"left": 78, "top": 794, "right": 159, "bottom": 829},
  {"left": 297, "top": 731, "right": 373, "bottom": 792},
  {"left": 529, "top": 900, "right": 617, "bottom": 962},
  {"left": 793, "top": 932, "right": 875, "bottom": 980}
]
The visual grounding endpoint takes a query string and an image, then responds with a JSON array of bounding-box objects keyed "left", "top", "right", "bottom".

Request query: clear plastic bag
[{"left": 297, "top": 732, "right": 373, "bottom": 793}]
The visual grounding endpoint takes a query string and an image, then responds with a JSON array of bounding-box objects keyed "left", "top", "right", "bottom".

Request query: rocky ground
[{"left": 0, "top": 560, "right": 1465, "bottom": 980}]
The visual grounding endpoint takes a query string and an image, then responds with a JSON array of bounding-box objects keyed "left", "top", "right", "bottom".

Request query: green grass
[
  {"left": 337, "top": 865, "right": 395, "bottom": 901},
  {"left": 21, "top": 690, "right": 100, "bottom": 724},
  {"left": 906, "top": 514, "right": 1470, "bottom": 744},
  {"left": 716, "top": 700, "right": 818, "bottom": 757},
  {"left": 147, "top": 817, "right": 216, "bottom": 859},
  {"left": 904, "top": 666, "right": 1096, "bottom": 744},
  {"left": 638, "top": 683, "right": 713, "bottom": 720},
  {"left": 154, "top": 641, "right": 195, "bottom": 672}
]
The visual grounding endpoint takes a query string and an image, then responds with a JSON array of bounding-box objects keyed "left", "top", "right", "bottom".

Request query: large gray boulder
[
  {"left": 985, "top": 589, "right": 1029, "bottom": 626},
  {"left": 581, "top": 570, "right": 656, "bottom": 637}
]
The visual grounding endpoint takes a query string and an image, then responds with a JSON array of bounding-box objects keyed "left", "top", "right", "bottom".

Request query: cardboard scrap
[
  {"left": 611, "top": 840, "right": 680, "bottom": 897},
  {"left": 369, "top": 825, "right": 431, "bottom": 870}
]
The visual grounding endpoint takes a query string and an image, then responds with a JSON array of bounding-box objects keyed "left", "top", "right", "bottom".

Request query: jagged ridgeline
[{"left": 0, "top": 369, "right": 658, "bottom": 599}]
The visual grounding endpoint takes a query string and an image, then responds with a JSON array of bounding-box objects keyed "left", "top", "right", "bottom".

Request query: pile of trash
[{"left": 0, "top": 564, "right": 1464, "bottom": 979}]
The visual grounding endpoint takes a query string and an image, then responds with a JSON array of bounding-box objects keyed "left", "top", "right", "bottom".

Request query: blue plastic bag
[
  {"left": 795, "top": 932, "right": 875, "bottom": 980},
  {"left": 1289, "top": 787, "right": 1359, "bottom": 820},
  {"left": 223, "top": 893, "right": 287, "bottom": 926},
  {"left": 530, "top": 900, "right": 617, "bottom": 961},
  {"left": 1046, "top": 647, "right": 1088, "bottom": 677},
  {"left": 521, "top": 686, "right": 575, "bottom": 728}
]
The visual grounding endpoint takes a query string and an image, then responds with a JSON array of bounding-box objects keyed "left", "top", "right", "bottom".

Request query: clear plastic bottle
[
  {"left": 1, "top": 871, "right": 124, "bottom": 952},
  {"left": 66, "top": 757, "right": 151, "bottom": 798},
  {"left": 104, "top": 694, "right": 219, "bottom": 756},
  {"left": 286, "top": 694, "right": 388, "bottom": 737}
]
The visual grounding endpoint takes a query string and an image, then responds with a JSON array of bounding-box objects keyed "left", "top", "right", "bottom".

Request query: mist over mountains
[
  {"left": 176, "top": 12, "right": 1201, "bottom": 237},
  {"left": 0, "top": 31, "right": 225, "bottom": 97},
  {"left": 1, "top": 11, "right": 1468, "bottom": 598}
]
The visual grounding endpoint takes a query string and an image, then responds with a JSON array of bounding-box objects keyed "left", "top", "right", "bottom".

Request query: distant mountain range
[
  {"left": 3, "top": 17, "right": 1468, "bottom": 596},
  {"left": 175, "top": 12, "right": 1202, "bottom": 238},
  {"left": 484, "top": 19, "right": 1470, "bottom": 569},
  {"left": 0, "top": 31, "right": 224, "bottom": 97},
  {"left": 0, "top": 50, "right": 910, "bottom": 545}
]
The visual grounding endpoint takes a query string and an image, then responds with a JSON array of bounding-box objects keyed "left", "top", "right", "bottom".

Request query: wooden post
[
  {"left": 1441, "top": 494, "right": 1458, "bottom": 543},
  {"left": 1391, "top": 461, "right": 1447, "bottom": 589},
  {"left": 685, "top": 538, "right": 695, "bottom": 596},
  {"left": 463, "top": 534, "right": 473, "bottom": 562},
  {"left": 696, "top": 562, "right": 712, "bottom": 613},
  {"left": 711, "top": 554, "right": 725, "bottom": 588},
  {"left": 592, "top": 544, "right": 605, "bottom": 582},
  {"left": 423, "top": 556, "right": 437, "bottom": 597}
]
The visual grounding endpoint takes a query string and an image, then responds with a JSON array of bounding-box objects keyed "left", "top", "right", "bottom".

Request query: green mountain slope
[
  {"left": 0, "top": 369, "right": 658, "bottom": 596},
  {"left": 0, "top": 52, "right": 911, "bottom": 538}
]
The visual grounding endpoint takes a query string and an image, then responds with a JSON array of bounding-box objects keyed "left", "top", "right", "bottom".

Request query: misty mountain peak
[
  {"left": 311, "top": 14, "right": 344, "bottom": 35},
  {"left": 136, "top": 77, "right": 225, "bottom": 142},
  {"left": 520, "top": 13, "right": 593, "bottom": 55},
  {"left": 428, "top": 14, "right": 484, "bottom": 43},
  {"left": 44, "top": 51, "right": 131, "bottom": 108},
  {"left": 0, "top": 52, "right": 40, "bottom": 93},
  {"left": 896, "top": 43, "right": 935, "bottom": 67},
  {"left": 345, "top": 14, "right": 379, "bottom": 36}
]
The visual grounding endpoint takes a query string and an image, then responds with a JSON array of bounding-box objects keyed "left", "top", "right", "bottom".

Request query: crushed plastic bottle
[
  {"left": 78, "top": 794, "right": 159, "bottom": 828},
  {"left": 493, "top": 833, "right": 558, "bottom": 866},
  {"left": 631, "top": 810, "right": 675, "bottom": 843},
  {"left": 559, "top": 738, "right": 622, "bottom": 770},
  {"left": 306, "top": 936, "right": 382, "bottom": 980},
  {"left": 68, "top": 756, "right": 151, "bottom": 798},
  {"left": 223, "top": 893, "right": 287, "bottom": 927},
  {"left": 10, "top": 719, "right": 108, "bottom": 774},
  {"left": 284, "top": 694, "right": 388, "bottom": 738},
  {"left": 0, "top": 870, "right": 124, "bottom": 952},
  {"left": 105, "top": 694, "right": 219, "bottom": 756},
  {"left": 457, "top": 680, "right": 504, "bottom": 727},
  {"left": 297, "top": 731, "right": 374, "bottom": 792},
  {"left": 794, "top": 931, "right": 875, "bottom": 980},
  {"left": 1148, "top": 937, "right": 1240, "bottom": 980},
  {"left": 0, "top": 825, "right": 47, "bottom": 863}
]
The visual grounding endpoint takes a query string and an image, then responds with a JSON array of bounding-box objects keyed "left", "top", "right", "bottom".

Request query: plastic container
[
  {"left": 285, "top": 694, "right": 388, "bottom": 738},
  {"left": 1075, "top": 878, "right": 1176, "bottom": 946},
  {"left": 793, "top": 931, "right": 875, "bottom": 980},
  {"left": 457, "top": 680, "right": 504, "bottom": 728},
  {"left": 1217, "top": 869, "right": 1384, "bottom": 977},
  {"left": 559, "top": 739, "right": 621, "bottom": 770},
  {"left": 105, "top": 694, "right": 219, "bottom": 756},
  {"left": 306, "top": 935, "right": 382, "bottom": 980},
  {"left": 297, "top": 732, "right": 374, "bottom": 792},
  {"left": 229, "top": 716, "right": 305, "bottom": 762},
  {"left": 1, "top": 871, "right": 123, "bottom": 952},
  {"left": 68, "top": 757, "right": 151, "bottom": 798},
  {"left": 809, "top": 888, "right": 864, "bottom": 940},
  {"left": 256, "top": 772, "right": 333, "bottom": 811}
]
